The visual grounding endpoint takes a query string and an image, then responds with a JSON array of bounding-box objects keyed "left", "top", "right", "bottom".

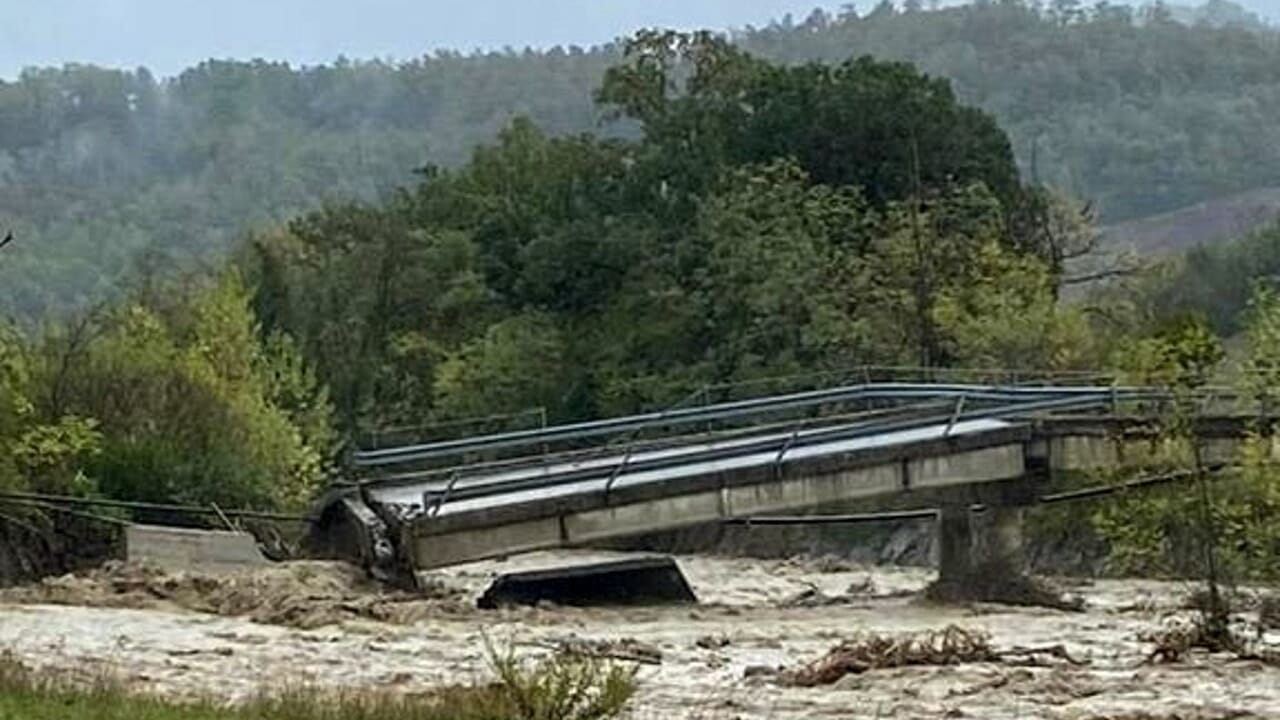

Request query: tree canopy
[
  {"left": 240, "top": 35, "right": 1088, "bottom": 437},
  {"left": 4, "top": 1, "right": 1280, "bottom": 318}
]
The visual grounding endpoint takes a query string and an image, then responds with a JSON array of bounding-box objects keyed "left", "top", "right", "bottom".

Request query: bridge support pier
[
  {"left": 931, "top": 498, "right": 1076, "bottom": 609},
  {"left": 973, "top": 505, "right": 1026, "bottom": 576},
  {"left": 936, "top": 504, "right": 973, "bottom": 590}
]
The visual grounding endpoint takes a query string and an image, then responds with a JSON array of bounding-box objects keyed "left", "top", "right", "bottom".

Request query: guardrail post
[
  {"left": 604, "top": 446, "right": 637, "bottom": 502},
  {"left": 428, "top": 470, "right": 462, "bottom": 518},
  {"left": 772, "top": 420, "right": 807, "bottom": 482},
  {"left": 944, "top": 394, "right": 967, "bottom": 437}
]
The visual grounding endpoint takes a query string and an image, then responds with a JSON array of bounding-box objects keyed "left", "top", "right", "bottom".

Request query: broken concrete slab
[
  {"left": 125, "top": 524, "right": 269, "bottom": 573},
  {"left": 478, "top": 556, "right": 697, "bottom": 609}
]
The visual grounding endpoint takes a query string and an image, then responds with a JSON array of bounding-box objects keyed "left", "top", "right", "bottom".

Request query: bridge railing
[
  {"left": 398, "top": 390, "right": 1156, "bottom": 510},
  {"left": 351, "top": 382, "right": 1138, "bottom": 473},
  {"left": 359, "top": 396, "right": 965, "bottom": 489},
  {"left": 348, "top": 363, "right": 1258, "bottom": 487}
]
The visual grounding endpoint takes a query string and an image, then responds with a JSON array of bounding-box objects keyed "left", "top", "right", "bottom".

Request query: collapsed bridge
[{"left": 313, "top": 379, "right": 1259, "bottom": 589}]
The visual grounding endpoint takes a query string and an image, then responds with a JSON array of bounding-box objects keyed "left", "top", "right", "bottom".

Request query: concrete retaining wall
[{"left": 125, "top": 524, "right": 269, "bottom": 572}]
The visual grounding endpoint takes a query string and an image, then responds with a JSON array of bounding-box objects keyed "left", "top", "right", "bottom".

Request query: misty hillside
[
  {"left": 1102, "top": 186, "right": 1280, "bottom": 255},
  {"left": 4, "top": 0, "right": 1280, "bottom": 317}
]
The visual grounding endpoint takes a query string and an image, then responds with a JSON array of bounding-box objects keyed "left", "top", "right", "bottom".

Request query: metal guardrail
[
  {"left": 359, "top": 398, "right": 964, "bottom": 488},
  {"left": 402, "top": 391, "right": 1130, "bottom": 509},
  {"left": 353, "top": 382, "right": 1163, "bottom": 468}
]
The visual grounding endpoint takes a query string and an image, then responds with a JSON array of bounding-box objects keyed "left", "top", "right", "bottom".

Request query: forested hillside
[
  {"left": 4, "top": 0, "right": 1280, "bottom": 317},
  {"left": 3, "top": 27, "right": 1280, "bottom": 581},
  {"left": 0, "top": 32, "right": 1092, "bottom": 511},
  {"left": 241, "top": 31, "right": 1094, "bottom": 436}
]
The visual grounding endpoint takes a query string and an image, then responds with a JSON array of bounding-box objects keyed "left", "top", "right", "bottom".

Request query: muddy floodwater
[{"left": 2, "top": 550, "right": 1278, "bottom": 719}]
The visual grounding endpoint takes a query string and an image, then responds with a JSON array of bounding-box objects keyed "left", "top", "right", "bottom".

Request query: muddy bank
[
  {"left": 0, "top": 560, "right": 471, "bottom": 629},
  {"left": 0, "top": 511, "right": 122, "bottom": 587},
  {"left": 2, "top": 551, "right": 1277, "bottom": 719}
]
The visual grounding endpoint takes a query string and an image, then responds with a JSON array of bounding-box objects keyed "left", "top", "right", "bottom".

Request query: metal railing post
[{"left": 944, "top": 394, "right": 967, "bottom": 437}]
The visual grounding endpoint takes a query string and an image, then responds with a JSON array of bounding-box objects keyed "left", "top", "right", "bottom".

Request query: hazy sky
[{"left": 3, "top": 0, "right": 1278, "bottom": 80}]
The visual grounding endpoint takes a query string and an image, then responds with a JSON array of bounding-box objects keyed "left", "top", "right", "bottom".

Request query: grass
[{"left": 0, "top": 648, "right": 637, "bottom": 720}]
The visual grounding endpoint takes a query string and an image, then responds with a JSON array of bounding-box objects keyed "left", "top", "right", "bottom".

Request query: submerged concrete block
[
  {"left": 478, "top": 556, "right": 697, "bottom": 609},
  {"left": 125, "top": 524, "right": 268, "bottom": 572}
]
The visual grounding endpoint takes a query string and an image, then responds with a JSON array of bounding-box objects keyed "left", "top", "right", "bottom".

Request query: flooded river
[{"left": 1, "top": 551, "right": 1277, "bottom": 719}]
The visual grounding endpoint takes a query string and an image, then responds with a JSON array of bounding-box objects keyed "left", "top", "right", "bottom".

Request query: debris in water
[
  {"left": 781, "top": 625, "right": 1090, "bottom": 687},
  {"left": 1143, "top": 614, "right": 1280, "bottom": 667},
  {"left": 694, "top": 634, "right": 731, "bottom": 650},
  {"left": 1181, "top": 586, "right": 1258, "bottom": 614},
  {"left": 780, "top": 578, "right": 879, "bottom": 608},
  {"left": 742, "top": 664, "right": 780, "bottom": 680},
  {"left": 925, "top": 562, "right": 1084, "bottom": 611},
  {"left": 779, "top": 625, "right": 997, "bottom": 687}
]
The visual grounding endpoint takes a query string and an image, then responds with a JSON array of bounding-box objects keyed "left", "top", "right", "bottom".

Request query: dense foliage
[
  {"left": 1092, "top": 288, "right": 1280, "bottom": 581},
  {"left": 241, "top": 33, "right": 1097, "bottom": 439},
  {"left": 0, "top": 270, "right": 335, "bottom": 511},
  {"left": 1122, "top": 220, "right": 1280, "bottom": 337},
  {"left": 0, "top": 31, "right": 1098, "bottom": 511},
  {"left": 4, "top": 1, "right": 1280, "bottom": 318}
]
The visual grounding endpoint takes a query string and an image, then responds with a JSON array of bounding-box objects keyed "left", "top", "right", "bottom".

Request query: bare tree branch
[{"left": 1062, "top": 265, "right": 1144, "bottom": 286}]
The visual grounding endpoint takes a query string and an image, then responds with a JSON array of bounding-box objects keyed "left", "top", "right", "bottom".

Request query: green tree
[
  {"left": 433, "top": 314, "right": 571, "bottom": 421},
  {"left": 599, "top": 31, "right": 1025, "bottom": 214},
  {"left": 50, "top": 272, "right": 334, "bottom": 510},
  {"left": 696, "top": 160, "right": 872, "bottom": 381},
  {"left": 934, "top": 239, "right": 1098, "bottom": 369}
]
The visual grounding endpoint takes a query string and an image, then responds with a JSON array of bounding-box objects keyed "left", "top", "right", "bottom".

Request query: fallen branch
[
  {"left": 780, "top": 627, "right": 1093, "bottom": 687},
  {"left": 779, "top": 626, "right": 996, "bottom": 687}
]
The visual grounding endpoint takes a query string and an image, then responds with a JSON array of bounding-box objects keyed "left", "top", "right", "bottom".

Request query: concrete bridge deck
[
  {"left": 317, "top": 381, "right": 1260, "bottom": 581},
  {"left": 409, "top": 418, "right": 1027, "bottom": 567}
]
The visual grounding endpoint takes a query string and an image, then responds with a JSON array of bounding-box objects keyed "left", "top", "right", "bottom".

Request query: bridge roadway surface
[
  {"left": 364, "top": 417, "right": 1016, "bottom": 514},
  {"left": 335, "top": 382, "right": 1242, "bottom": 570}
]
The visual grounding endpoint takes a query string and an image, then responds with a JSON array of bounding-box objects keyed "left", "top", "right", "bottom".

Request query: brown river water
[{"left": 1, "top": 550, "right": 1278, "bottom": 719}]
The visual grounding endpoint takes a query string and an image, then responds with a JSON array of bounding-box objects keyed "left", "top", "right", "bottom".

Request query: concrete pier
[
  {"left": 975, "top": 505, "right": 1026, "bottom": 575},
  {"left": 936, "top": 504, "right": 973, "bottom": 588},
  {"left": 929, "top": 502, "right": 1064, "bottom": 605}
]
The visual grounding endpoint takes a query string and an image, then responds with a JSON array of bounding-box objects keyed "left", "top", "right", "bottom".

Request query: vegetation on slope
[
  {"left": 242, "top": 31, "right": 1097, "bottom": 436},
  {"left": 0, "top": 30, "right": 1098, "bottom": 515},
  {"left": 4, "top": 1, "right": 1280, "bottom": 316},
  {"left": 1, "top": 19, "right": 1278, "bottom": 584}
]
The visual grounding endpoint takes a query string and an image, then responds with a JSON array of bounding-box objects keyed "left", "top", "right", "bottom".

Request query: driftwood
[
  {"left": 780, "top": 626, "right": 1090, "bottom": 687},
  {"left": 780, "top": 626, "right": 996, "bottom": 687}
]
